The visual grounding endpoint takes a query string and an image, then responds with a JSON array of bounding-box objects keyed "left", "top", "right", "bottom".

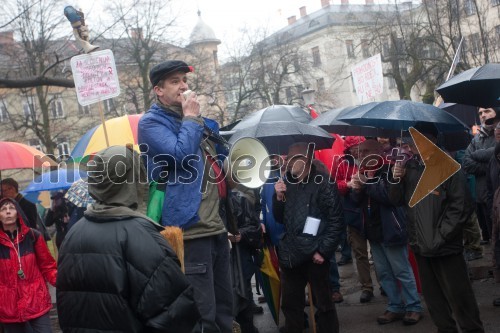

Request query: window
[
  {"left": 429, "top": 44, "right": 440, "bottom": 58},
  {"left": 78, "top": 104, "right": 91, "bottom": 115},
  {"left": 316, "top": 78, "right": 325, "bottom": 92},
  {"left": 0, "top": 103, "right": 8, "bottom": 122},
  {"left": 296, "top": 85, "right": 304, "bottom": 97},
  {"left": 346, "top": 40, "right": 355, "bottom": 58},
  {"left": 57, "top": 137, "right": 70, "bottom": 157},
  {"left": 450, "top": 0, "right": 460, "bottom": 20},
  {"left": 382, "top": 39, "right": 390, "bottom": 57},
  {"left": 312, "top": 46, "right": 322, "bottom": 66},
  {"left": 400, "top": 67, "right": 408, "bottom": 80},
  {"left": 470, "top": 33, "right": 482, "bottom": 55},
  {"left": 103, "top": 98, "right": 115, "bottom": 114},
  {"left": 395, "top": 38, "right": 404, "bottom": 54},
  {"left": 50, "top": 95, "right": 64, "bottom": 119},
  {"left": 28, "top": 138, "right": 42, "bottom": 151},
  {"left": 493, "top": 0, "right": 500, "bottom": 6},
  {"left": 458, "top": 37, "right": 468, "bottom": 59},
  {"left": 496, "top": 26, "right": 500, "bottom": 48},
  {"left": 23, "top": 99, "right": 36, "bottom": 122},
  {"left": 308, "top": 19, "right": 320, "bottom": 28},
  {"left": 213, "top": 50, "right": 218, "bottom": 67},
  {"left": 293, "top": 57, "right": 300, "bottom": 71},
  {"left": 464, "top": 0, "right": 476, "bottom": 16},
  {"left": 285, "top": 87, "right": 292, "bottom": 102},
  {"left": 361, "top": 39, "right": 370, "bottom": 58},
  {"left": 388, "top": 77, "right": 396, "bottom": 89}
]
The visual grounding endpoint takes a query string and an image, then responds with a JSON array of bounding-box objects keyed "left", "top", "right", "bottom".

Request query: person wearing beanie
[{"left": 463, "top": 107, "right": 500, "bottom": 244}]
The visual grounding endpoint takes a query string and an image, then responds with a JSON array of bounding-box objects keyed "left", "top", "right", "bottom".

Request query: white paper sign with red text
[
  {"left": 70, "top": 49, "right": 120, "bottom": 106},
  {"left": 351, "top": 53, "right": 383, "bottom": 103}
]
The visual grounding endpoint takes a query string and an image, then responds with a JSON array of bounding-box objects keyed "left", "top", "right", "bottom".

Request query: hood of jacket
[
  {"left": 87, "top": 145, "right": 146, "bottom": 209},
  {"left": 85, "top": 146, "right": 158, "bottom": 228}
]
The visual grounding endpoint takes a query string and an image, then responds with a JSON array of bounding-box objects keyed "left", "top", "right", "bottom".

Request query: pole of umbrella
[{"left": 97, "top": 99, "right": 110, "bottom": 148}]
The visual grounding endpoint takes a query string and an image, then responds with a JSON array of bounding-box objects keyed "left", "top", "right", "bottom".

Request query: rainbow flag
[{"left": 257, "top": 242, "right": 281, "bottom": 325}]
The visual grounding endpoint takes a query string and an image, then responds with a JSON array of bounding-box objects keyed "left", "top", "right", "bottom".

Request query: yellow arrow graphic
[{"left": 408, "top": 127, "right": 462, "bottom": 207}]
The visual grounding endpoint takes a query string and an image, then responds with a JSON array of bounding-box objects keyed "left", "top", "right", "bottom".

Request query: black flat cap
[{"left": 149, "top": 60, "right": 193, "bottom": 87}]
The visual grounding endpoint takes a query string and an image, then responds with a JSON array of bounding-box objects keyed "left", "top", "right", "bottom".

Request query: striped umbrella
[{"left": 71, "top": 114, "right": 142, "bottom": 160}]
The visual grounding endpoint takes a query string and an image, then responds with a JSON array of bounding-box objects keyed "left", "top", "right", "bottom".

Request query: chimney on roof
[
  {"left": 0, "top": 31, "right": 14, "bottom": 45},
  {"left": 365, "top": 0, "right": 374, "bottom": 4},
  {"left": 299, "top": 6, "right": 307, "bottom": 17},
  {"left": 341, "top": 0, "right": 349, "bottom": 4},
  {"left": 288, "top": 16, "right": 297, "bottom": 25},
  {"left": 321, "top": 0, "right": 330, "bottom": 7},
  {"left": 130, "top": 27, "right": 143, "bottom": 39}
]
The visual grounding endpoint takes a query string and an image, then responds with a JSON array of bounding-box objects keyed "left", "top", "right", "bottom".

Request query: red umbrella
[
  {"left": 0, "top": 142, "right": 58, "bottom": 194},
  {"left": 0, "top": 142, "right": 57, "bottom": 170}
]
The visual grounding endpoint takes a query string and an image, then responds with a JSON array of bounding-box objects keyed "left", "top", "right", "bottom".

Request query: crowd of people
[{"left": 0, "top": 59, "right": 498, "bottom": 333}]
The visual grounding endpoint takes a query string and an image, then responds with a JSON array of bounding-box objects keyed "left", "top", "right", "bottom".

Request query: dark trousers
[
  {"left": 415, "top": 253, "right": 484, "bottom": 333},
  {"left": 3, "top": 312, "right": 52, "bottom": 333},
  {"left": 184, "top": 234, "right": 233, "bottom": 333},
  {"left": 281, "top": 261, "right": 339, "bottom": 333},
  {"left": 476, "top": 202, "right": 491, "bottom": 241}
]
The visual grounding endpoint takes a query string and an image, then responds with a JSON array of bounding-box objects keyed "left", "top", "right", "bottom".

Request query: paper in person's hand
[{"left": 303, "top": 216, "right": 321, "bottom": 236}]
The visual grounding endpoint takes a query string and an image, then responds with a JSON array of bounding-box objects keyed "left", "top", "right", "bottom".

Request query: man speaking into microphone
[{"left": 138, "top": 60, "right": 233, "bottom": 333}]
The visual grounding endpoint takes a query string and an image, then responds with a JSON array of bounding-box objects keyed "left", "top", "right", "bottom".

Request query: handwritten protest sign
[
  {"left": 351, "top": 53, "right": 383, "bottom": 103},
  {"left": 70, "top": 49, "right": 120, "bottom": 106}
]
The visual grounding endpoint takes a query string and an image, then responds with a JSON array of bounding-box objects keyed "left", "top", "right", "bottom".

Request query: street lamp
[{"left": 301, "top": 88, "right": 317, "bottom": 115}]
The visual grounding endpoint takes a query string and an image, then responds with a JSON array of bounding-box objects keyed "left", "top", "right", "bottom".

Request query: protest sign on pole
[
  {"left": 70, "top": 49, "right": 121, "bottom": 106},
  {"left": 70, "top": 49, "right": 121, "bottom": 147},
  {"left": 351, "top": 53, "right": 383, "bottom": 103}
]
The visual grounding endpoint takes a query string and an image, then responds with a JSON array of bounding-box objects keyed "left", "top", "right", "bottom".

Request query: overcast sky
[{"left": 76, "top": 0, "right": 414, "bottom": 59}]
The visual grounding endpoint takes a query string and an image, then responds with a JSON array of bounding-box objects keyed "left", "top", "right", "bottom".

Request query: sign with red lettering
[
  {"left": 70, "top": 49, "right": 120, "bottom": 106},
  {"left": 351, "top": 53, "right": 383, "bottom": 103}
]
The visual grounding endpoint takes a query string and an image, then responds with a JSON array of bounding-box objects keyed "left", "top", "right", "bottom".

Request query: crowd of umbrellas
[{"left": 1, "top": 62, "right": 499, "bottom": 325}]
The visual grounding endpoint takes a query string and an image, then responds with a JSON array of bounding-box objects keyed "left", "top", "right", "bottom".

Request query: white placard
[
  {"left": 303, "top": 216, "right": 321, "bottom": 236},
  {"left": 70, "top": 49, "right": 121, "bottom": 106},
  {"left": 351, "top": 53, "right": 384, "bottom": 103}
]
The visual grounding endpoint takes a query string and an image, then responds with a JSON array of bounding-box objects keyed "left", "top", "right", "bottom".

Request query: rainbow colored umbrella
[
  {"left": 257, "top": 240, "right": 281, "bottom": 325},
  {"left": 71, "top": 114, "right": 142, "bottom": 159}
]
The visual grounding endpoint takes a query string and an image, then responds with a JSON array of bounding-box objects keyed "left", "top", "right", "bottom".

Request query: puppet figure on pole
[{"left": 64, "top": 6, "right": 99, "bottom": 54}]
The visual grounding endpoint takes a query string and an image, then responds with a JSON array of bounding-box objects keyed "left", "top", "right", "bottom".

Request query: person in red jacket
[{"left": 0, "top": 197, "right": 57, "bottom": 333}]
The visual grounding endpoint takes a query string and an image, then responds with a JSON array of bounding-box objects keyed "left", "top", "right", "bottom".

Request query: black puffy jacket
[
  {"left": 56, "top": 214, "right": 201, "bottom": 332},
  {"left": 273, "top": 167, "right": 344, "bottom": 268}
]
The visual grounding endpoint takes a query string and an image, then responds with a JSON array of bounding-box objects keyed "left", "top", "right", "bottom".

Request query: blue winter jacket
[
  {"left": 261, "top": 170, "right": 284, "bottom": 246},
  {"left": 138, "top": 103, "right": 221, "bottom": 229}
]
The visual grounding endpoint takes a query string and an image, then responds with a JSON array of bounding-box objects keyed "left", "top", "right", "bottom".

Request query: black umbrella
[
  {"left": 229, "top": 121, "right": 334, "bottom": 155},
  {"left": 231, "top": 105, "right": 311, "bottom": 131},
  {"left": 309, "top": 106, "right": 401, "bottom": 137},
  {"left": 438, "top": 102, "right": 479, "bottom": 127},
  {"left": 337, "top": 100, "right": 469, "bottom": 132},
  {"left": 436, "top": 63, "right": 500, "bottom": 108},
  {"left": 336, "top": 100, "right": 472, "bottom": 151}
]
